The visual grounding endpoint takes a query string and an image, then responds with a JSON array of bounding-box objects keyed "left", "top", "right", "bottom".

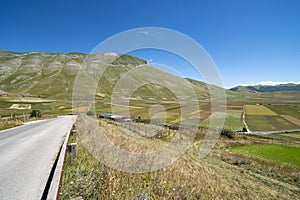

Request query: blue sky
[{"left": 0, "top": 0, "right": 299, "bottom": 88}]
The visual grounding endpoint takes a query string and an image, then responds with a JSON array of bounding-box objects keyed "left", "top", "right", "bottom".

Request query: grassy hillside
[
  {"left": 0, "top": 51, "right": 215, "bottom": 101},
  {"left": 0, "top": 51, "right": 148, "bottom": 100}
]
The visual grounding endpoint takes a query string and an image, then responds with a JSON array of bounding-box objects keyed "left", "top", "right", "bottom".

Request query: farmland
[
  {"left": 200, "top": 110, "right": 243, "bottom": 131},
  {"left": 245, "top": 115, "right": 299, "bottom": 131},
  {"left": 266, "top": 105, "right": 300, "bottom": 119},
  {"left": 88, "top": 102, "right": 300, "bottom": 133},
  {"left": 94, "top": 99, "right": 209, "bottom": 125},
  {"left": 281, "top": 115, "right": 300, "bottom": 126},
  {"left": 231, "top": 143, "right": 300, "bottom": 168},
  {"left": 266, "top": 105, "right": 300, "bottom": 126},
  {"left": 245, "top": 105, "right": 277, "bottom": 116},
  {"left": 244, "top": 104, "right": 300, "bottom": 132}
]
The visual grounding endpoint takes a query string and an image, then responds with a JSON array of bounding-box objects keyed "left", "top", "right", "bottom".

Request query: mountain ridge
[{"left": 230, "top": 83, "right": 300, "bottom": 93}]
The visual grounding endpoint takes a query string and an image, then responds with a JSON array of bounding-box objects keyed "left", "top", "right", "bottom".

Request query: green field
[
  {"left": 246, "top": 115, "right": 299, "bottom": 131},
  {"left": 266, "top": 105, "right": 300, "bottom": 119},
  {"left": 231, "top": 143, "right": 300, "bottom": 168},
  {"left": 280, "top": 133, "right": 300, "bottom": 139},
  {"left": 245, "top": 105, "right": 277, "bottom": 116},
  {"left": 201, "top": 110, "right": 243, "bottom": 131}
]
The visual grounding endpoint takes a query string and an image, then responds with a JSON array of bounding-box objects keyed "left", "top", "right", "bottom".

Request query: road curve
[{"left": 0, "top": 116, "right": 76, "bottom": 200}]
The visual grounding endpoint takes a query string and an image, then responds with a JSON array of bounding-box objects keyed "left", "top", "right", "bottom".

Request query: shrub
[
  {"left": 220, "top": 129, "right": 235, "bottom": 139},
  {"left": 30, "top": 109, "right": 42, "bottom": 118}
]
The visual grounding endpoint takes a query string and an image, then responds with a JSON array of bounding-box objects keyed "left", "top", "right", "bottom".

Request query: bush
[
  {"left": 30, "top": 109, "right": 42, "bottom": 118},
  {"left": 221, "top": 129, "right": 235, "bottom": 139}
]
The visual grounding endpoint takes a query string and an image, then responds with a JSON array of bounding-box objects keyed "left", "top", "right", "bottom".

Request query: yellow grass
[
  {"left": 0, "top": 120, "right": 23, "bottom": 130},
  {"left": 245, "top": 105, "right": 277, "bottom": 116}
]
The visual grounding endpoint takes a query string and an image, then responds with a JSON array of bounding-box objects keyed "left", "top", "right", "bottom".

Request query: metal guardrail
[{"left": 46, "top": 118, "right": 76, "bottom": 200}]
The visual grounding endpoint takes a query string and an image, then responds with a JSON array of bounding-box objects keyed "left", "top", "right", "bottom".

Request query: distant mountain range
[{"left": 230, "top": 83, "right": 300, "bottom": 93}]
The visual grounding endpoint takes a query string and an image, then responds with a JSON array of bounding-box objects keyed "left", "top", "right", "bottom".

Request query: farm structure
[{"left": 97, "top": 113, "right": 133, "bottom": 122}]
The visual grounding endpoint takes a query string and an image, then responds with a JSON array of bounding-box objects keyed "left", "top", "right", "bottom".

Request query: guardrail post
[
  {"left": 70, "top": 143, "right": 77, "bottom": 161},
  {"left": 71, "top": 130, "right": 78, "bottom": 137}
]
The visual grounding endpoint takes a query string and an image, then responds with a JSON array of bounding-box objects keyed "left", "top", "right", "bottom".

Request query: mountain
[
  {"left": 0, "top": 51, "right": 146, "bottom": 99},
  {"left": 0, "top": 51, "right": 211, "bottom": 101},
  {"left": 230, "top": 83, "right": 300, "bottom": 93}
]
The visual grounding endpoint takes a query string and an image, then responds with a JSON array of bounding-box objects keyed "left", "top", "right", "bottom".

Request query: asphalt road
[
  {"left": 0, "top": 116, "right": 76, "bottom": 200},
  {"left": 250, "top": 129, "right": 300, "bottom": 135}
]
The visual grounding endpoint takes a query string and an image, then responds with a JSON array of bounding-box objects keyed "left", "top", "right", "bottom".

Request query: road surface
[
  {"left": 0, "top": 116, "right": 76, "bottom": 200},
  {"left": 250, "top": 129, "right": 300, "bottom": 135}
]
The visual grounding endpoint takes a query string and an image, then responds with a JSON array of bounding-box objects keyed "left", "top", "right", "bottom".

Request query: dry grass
[
  {"left": 0, "top": 120, "right": 23, "bottom": 131},
  {"left": 60, "top": 117, "right": 300, "bottom": 200}
]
